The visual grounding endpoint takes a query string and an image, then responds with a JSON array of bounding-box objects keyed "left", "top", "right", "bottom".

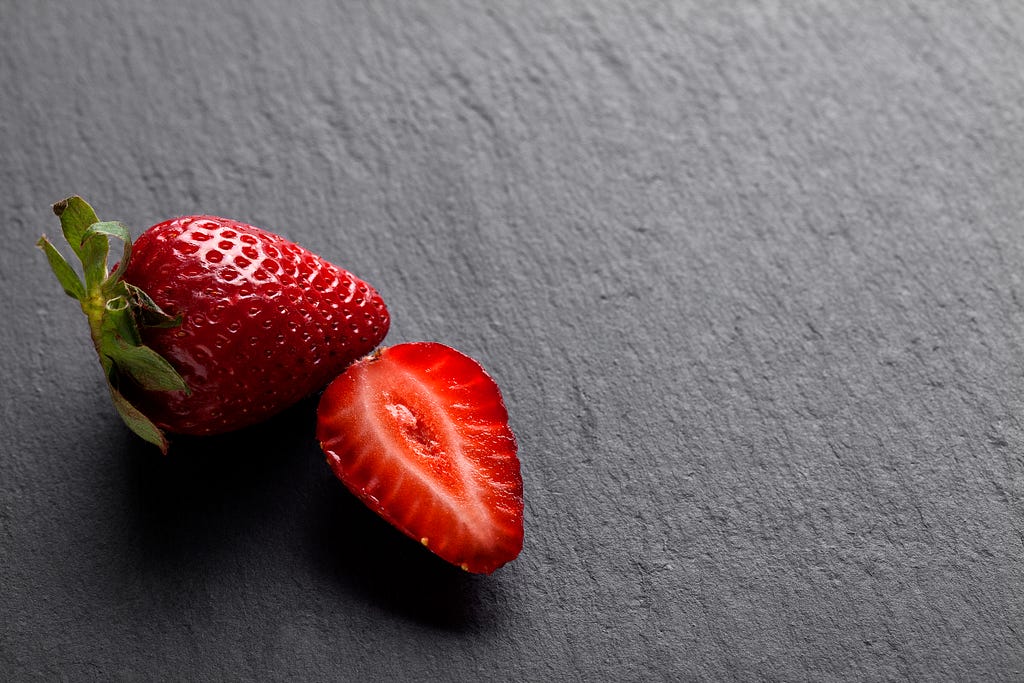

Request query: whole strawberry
[{"left": 38, "top": 196, "right": 389, "bottom": 452}]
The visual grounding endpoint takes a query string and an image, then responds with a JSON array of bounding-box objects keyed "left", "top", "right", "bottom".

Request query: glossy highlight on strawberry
[
  {"left": 317, "top": 342, "right": 523, "bottom": 574},
  {"left": 38, "top": 196, "right": 390, "bottom": 452}
]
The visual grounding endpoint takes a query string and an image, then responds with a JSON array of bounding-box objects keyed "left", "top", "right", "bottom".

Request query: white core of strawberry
[{"left": 359, "top": 362, "right": 497, "bottom": 546}]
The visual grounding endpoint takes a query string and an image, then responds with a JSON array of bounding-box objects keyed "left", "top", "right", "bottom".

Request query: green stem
[{"left": 82, "top": 293, "right": 111, "bottom": 373}]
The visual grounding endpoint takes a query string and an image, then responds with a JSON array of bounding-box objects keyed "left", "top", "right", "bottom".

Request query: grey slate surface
[{"left": 2, "top": 1, "right": 1021, "bottom": 680}]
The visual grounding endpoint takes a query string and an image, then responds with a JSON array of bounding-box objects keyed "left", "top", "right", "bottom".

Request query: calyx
[{"left": 38, "top": 196, "right": 189, "bottom": 453}]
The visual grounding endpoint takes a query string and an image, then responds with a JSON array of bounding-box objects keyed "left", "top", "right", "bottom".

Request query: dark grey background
[{"left": 2, "top": 1, "right": 1021, "bottom": 680}]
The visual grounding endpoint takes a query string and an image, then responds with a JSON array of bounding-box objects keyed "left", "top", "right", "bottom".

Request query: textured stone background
[{"left": 2, "top": 1, "right": 1021, "bottom": 679}]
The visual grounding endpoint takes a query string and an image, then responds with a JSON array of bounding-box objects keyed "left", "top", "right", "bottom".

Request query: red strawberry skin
[
  {"left": 122, "top": 215, "right": 389, "bottom": 435},
  {"left": 317, "top": 342, "right": 523, "bottom": 574}
]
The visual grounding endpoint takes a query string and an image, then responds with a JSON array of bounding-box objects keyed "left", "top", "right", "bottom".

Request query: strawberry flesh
[{"left": 317, "top": 342, "right": 523, "bottom": 574}]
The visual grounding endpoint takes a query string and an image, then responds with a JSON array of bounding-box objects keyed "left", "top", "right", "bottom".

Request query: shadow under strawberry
[
  {"left": 122, "top": 396, "right": 323, "bottom": 569},
  {"left": 305, "top": 474, "right": 512, "bottom": 632},
  {"left": 121, "top": 396, "right": 510, "bottom": 631}
]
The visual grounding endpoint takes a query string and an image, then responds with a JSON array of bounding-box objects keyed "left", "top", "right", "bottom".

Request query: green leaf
[
  {"left": 52, "top": 196, "right": 99, "bottom": 258},
  {"left": 37, "top": 236, "right": 86, "bottom": 300},
  {"left": 53, "top": 197, "right": 109, "bottom": 288},
  {"left": 82, "top": 220, "right": 130, "bottom": 243},
  {"left": 109, "top": 338, "right": 190, "bottom": 393},
  {"left": 125, "top": 283, "right": 182, "bottom": 328},
  {"left": 108, "top": 385, "right": 170, "bottom": 454},
  {"left": 99, "top": 291, "right": 142, "bottom": 346},
  {"left": 83, "top": 221, "right": 133, "bottom": 287}
]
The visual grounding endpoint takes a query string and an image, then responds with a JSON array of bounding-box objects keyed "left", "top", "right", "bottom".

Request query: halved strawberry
[{"left": 316, "top": 342, "right": 523, "bottom": 574}]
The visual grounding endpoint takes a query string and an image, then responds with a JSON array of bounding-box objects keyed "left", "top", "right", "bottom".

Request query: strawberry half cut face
[{"left": 316, "top": 342, "right": 523, "bottom": 574}]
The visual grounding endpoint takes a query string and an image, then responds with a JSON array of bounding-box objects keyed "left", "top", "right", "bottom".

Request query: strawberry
[
  {"left": 317, "top": 342, "right": 523, "bottom": 574},
  {"left": 38, "top": 196, "right": 389, "bottom": 452}
]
